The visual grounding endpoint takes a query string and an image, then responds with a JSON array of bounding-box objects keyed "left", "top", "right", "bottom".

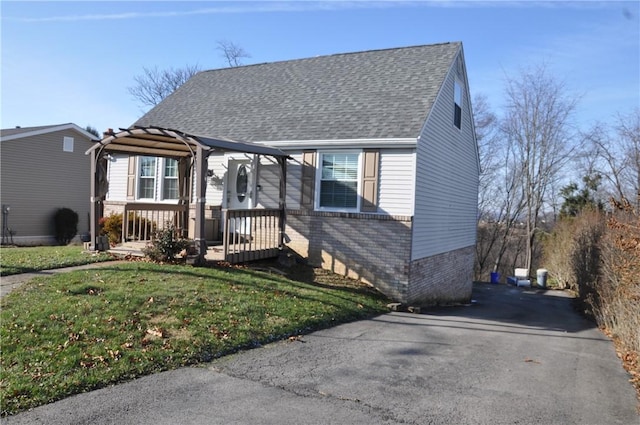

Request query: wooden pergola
[{"left": 85, "top": 126, "right": 289, "bottom": 261}]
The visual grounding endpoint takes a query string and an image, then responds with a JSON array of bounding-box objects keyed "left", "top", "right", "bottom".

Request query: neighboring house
[
  {"left": 0, "top": 123, "right": 98, "bottom": 245},
  {"left": 102, "top": 42, "right": 479, "bottom": 305}
]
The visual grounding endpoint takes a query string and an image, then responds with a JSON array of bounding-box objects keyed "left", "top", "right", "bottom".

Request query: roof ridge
[{"left": 199, "top": 41, "right": 461, "bottom": 74}]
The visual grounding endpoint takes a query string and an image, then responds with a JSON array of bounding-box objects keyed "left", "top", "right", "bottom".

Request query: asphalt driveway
[{"left": 5, "top": 283, "right": 638, "bottom": 425}]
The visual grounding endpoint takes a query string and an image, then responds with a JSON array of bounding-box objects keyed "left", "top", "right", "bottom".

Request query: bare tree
[
  {"left": 473, "top": 93, "right": 527, "bottom": 280},
  {"left": 616, "top": 109, "right": 640, "bottom": 209},
  {"left": 501, "top": 64, "right": 579, "bottom": 274},
  {"left": 474, "top": 93, "right": 499, "bottom": 218},
  {"left": 474, "top": 93, "right": 503, "bottom": 278},
  {"left": 216, "top": 40, "right": 251, "bottom": 67},
  {"left": 128, "top": 64, "right": 201, "bottom": 108},
  {"left": 582, "top": 109, "right": 640, "bottom": 207},
  {"left": 583, "top": 124, "right": 628, "bottom": 201}
]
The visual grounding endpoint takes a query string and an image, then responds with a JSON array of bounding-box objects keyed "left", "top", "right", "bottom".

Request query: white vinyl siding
[
  {"left": 378, "top": 149, "right": 415, "bottom": 216},
  {"left": 104, "top": 147, "right": 417, "bottom": 219},
  {"left": 105, "top": 154, "right": 128, "bottom": 201},
  {"left": 205, "top": 153, "right": 226, "bottom": 206},
  {"left": 412, "top": 54, "right": 479, "bottom": 260},
  {"left": 262, "top": 149, "right": 415, "bottom": 215},
  {"left": 255, "top": 155, "right": 281, "bottom": 209}
]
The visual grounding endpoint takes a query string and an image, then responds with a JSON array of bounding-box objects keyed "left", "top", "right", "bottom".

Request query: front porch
[
  {"left": 87, "top": 126, "right": 289, "bottom": 264},
  {"left": 107, "top": 204, "right": 283, "bottom": 264}
]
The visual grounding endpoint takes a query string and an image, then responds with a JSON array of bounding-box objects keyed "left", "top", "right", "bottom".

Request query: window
[
  {"left": 162, "top": 158, "right": 179, "bottom": 200},
  {"left": 63, "top": 136, "right": 74, "bottom": 152},
  {"left": 138, "top": 156, "right": 156, "bottom": 199},
  {"left": 454, "top": 80, "right": 463, "bottom": 129},
  {"left": 318, "top": 152, "right": 359, "bottom": 210}
]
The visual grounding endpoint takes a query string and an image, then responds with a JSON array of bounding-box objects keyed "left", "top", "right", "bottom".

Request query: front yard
[
  {"left": 0, "top": 245, "right": 114, "bottom": 276},
  {"left": 0, "top": 260, "right": 388, "bottom": 416}
]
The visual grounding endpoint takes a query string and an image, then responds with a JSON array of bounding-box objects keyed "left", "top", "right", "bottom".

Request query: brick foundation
[
  {"left": 406, "top": 245, "right": 474, "bottom": 305},
  {"left": 285, "top": 210, "right": 413, "bottom": 301}
]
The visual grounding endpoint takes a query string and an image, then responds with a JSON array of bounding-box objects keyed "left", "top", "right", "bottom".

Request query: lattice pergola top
[{"left": 85, "top": 126, "right": 290, "bottom": 158}]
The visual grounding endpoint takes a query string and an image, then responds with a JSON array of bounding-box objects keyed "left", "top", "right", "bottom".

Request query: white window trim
[
  {"left": 63, "top": 136, "right": 74, "bottom": 152},
  {"left": 160, "top": 158, "right": 179, "bottom": 201},
  {"left": 137, "top": 156, "right": 157, "bottom": 201},
  {"left": 314, "top": 150, "right": 362, "bottom": 212}
]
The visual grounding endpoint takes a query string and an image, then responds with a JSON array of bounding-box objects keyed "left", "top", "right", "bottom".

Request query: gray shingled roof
[
  {"left": 0, "top": 124, "right": 72, "bottom": 138},
  {"left": 134, "top": 42, "right": 461, "bottom": 142}
]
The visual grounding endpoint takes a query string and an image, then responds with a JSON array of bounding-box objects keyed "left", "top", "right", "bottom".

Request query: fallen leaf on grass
[{"left": 146, "top": 327, "right": 166, "bottom": 338}]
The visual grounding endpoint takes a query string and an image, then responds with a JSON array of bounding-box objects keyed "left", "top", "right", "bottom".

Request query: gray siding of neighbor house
[
  {"left": 411, "top": 52, "right": 479, "bottom": 261},
  {"left": 0, "top": 129, "right": 94, "bottom": 244}
]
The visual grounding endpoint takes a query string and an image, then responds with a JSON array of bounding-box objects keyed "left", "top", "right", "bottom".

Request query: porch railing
[
  {"left": 122, "top": 203, "right": 188, "bottom": 242},
  {"left": 224, "top": 209, "right": 281, "bottom": 263}
]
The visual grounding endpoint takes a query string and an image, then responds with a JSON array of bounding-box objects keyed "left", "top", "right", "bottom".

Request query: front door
[{"left": 227, "top": 159, "right": 253, "bottom": 234}]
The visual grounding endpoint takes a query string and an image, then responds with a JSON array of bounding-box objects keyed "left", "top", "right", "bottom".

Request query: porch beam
[
  {"left": 103, "top": 144, "right": 192, "bottom": 157},
  {"left": 106, "top": 138, "right": 195, "bottom": 152}
]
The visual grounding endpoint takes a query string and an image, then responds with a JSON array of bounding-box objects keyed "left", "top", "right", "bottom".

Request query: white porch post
[
  {"left": 278, "top": 156, "right": 287, "bottom": 248},
  {"left": 194, "top": 146, "right": 207, "bottom": 260}
]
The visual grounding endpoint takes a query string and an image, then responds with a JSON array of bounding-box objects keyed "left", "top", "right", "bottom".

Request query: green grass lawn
[
  {"left": 0, "top": 245, "right": 114, "bottom": 276},
  {"left": 0, "top": 261, "right": 388, "bottom": 416}
]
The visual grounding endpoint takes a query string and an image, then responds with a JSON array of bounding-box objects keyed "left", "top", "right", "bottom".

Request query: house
[
  {"left": 96, "top": 42, "right": 479, "bottom": 305},
  {"left": 0, "top": 123, "right": 98, "bottom": 245}
]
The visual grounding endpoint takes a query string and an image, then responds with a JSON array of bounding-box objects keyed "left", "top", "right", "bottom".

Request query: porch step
[{"left": 108, "top": 247, "right": 145, "bottom": 258}]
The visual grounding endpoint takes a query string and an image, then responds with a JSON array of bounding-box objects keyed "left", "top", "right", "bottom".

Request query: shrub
[
  {"left": 544, "top": 202, "right": 639, "bottom": 395},
  {"left": 99, "top": 213, "right": 156, "bottom": 246},
  {"left": 142, "top": 224, "right": 192, "bottom": 262},
  {"left": 596, "top": 199, "right": 640, "bottom": 392},
  {"left": 100, "top": 213, "right": 123, "bottom": 246},
  {"left": 542, "top": 210, "right": 603, "bottom": 291},
  {"left": 53, "top": 208, "right": 79, "bottom": 245},
  {"left": 542, "top": 219, "right": 576, "bottom": 289}
]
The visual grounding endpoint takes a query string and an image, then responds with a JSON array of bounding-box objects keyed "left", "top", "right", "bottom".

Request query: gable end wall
[
  {"left": 0, "top": 130, "right": 94, "bottom": 244},
  {"left": 408, "top": 51, "right": 478, "bottom": 304}
]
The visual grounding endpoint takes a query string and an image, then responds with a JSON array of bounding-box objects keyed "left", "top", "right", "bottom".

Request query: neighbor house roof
[
  {"left": 0, "top": 123, "right": 98, "bottom": 142},
  {"left": 135, "top": 42, "right": 462, "bottom": 143}
]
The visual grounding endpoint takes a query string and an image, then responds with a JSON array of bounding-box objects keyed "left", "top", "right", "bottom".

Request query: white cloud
[
  {"left": 3, "top": 1, "right": 401, "bottom": 23},
  {"left": 6, "top": 0, "right": 618, "bottom": 24}
]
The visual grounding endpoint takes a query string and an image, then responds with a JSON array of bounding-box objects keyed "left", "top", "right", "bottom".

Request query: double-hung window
[
  {"left": 138, "top": 156, "right": 156, "bottom": 199},
  {"left": 162, "top": 158, "right": 179, "bottom": 200},
  {"left": 318, "top": 152, "right": 359, "bottom": 210}
]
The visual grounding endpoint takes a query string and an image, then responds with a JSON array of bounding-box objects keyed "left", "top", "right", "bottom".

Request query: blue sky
[{"left": 1, "top": 1, "right": 638, "bottom": 136}]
